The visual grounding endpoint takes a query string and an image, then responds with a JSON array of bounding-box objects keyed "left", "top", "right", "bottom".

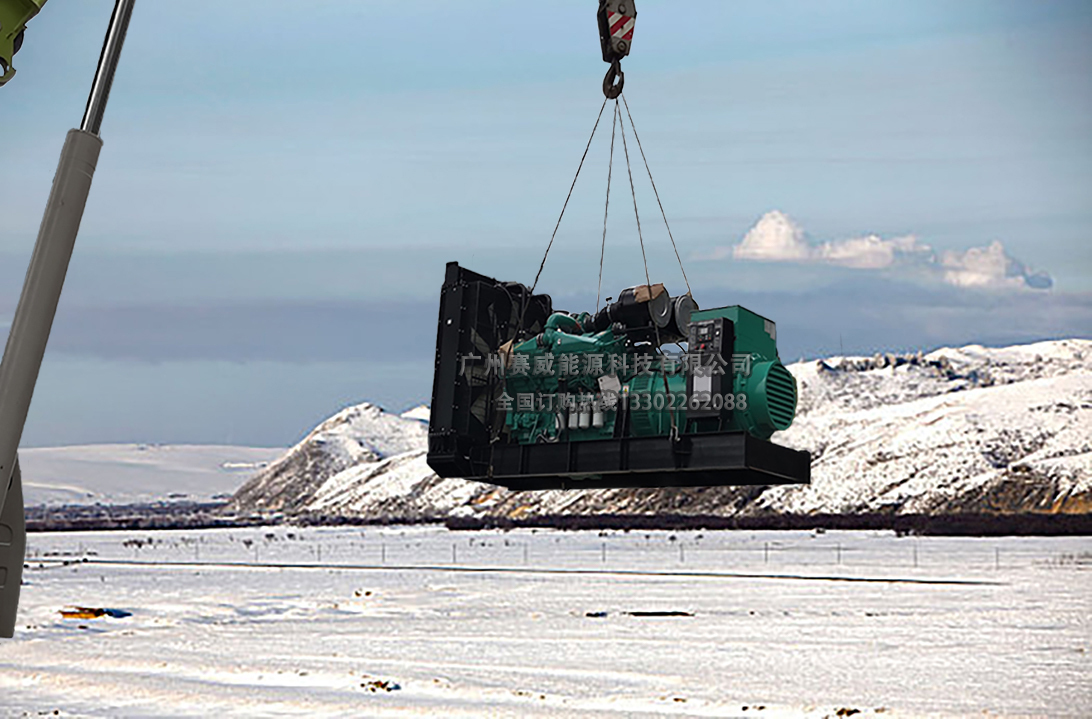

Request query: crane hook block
[
  {"left": 598, "top": 0, "right": 635, "bottom": 64},
  {"left": 0, "top": 0, "right": 48, "bottom": 87},
  {"left": 598, "top": 0, "right": 634, "bottom": 99}
]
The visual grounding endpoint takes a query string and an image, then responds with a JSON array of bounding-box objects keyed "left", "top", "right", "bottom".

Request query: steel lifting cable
[
  {"left": 618, "top": 102, "right": 679, "bottom": 437},
  {"left": 596, "top": 100, "right": 619, "bottom": 312},
  {"left": 527, "top": 97, "right": 609, "bottom": 297},
  {"left": 620, "top": 94, "right": 692, "bottom": 298},
  {"left": 517, "top": 97, "right": 609, "bottom": 339}
]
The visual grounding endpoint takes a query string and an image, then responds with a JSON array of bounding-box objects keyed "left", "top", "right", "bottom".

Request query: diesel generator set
[{"left": 427, "top": 263, "right": 810, "bottom": 490}]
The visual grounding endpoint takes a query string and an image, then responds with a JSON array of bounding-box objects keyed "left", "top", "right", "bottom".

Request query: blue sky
[{"left": 2, "top": 0, "right": 1090, "bottom": 447}]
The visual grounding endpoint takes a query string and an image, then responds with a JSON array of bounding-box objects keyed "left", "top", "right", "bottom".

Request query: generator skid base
[
  {"left": 476, "top": 430, "right": 807, "bottom": 490},
  {"left": 427, "top": 262, "right": 810, "bottom": 490}
]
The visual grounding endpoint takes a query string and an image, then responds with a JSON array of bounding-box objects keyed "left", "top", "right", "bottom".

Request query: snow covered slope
[
  {"left": 229, "top": 404, "right": 428, "bottom": 514},
  {"left": 228, "top": 340, "right": 1092, "bottom": 520},
  {"left": 20, "top": 444, "right": 284, "bottom": 507},
  {"left": 764, "top": 340, "right": 1091, "bottom": 516}
]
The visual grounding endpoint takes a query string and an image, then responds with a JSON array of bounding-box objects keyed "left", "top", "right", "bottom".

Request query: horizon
[{"left": 20, "top": 335, "right": 1090, "bottom": 451}]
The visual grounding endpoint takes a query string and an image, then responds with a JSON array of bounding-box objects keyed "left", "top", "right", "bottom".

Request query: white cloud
[
  {"left": 733, "top": 211, "right": 934, "bottom": 269},
  {"left": 733, "top": 210, "right": 812, "bottom": 262},
  {"left": 941, "top": 241, "right": 1053, "bottom": 290},
  {"left": 726, "top": 211, "right": 1052, "bottom": 291}
]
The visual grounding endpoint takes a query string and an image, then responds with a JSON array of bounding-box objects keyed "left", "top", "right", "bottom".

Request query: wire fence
[{"left": 24, "top": 527, "right": 1092, "bottom": 578}]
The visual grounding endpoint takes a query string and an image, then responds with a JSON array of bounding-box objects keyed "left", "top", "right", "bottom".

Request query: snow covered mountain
[
  {"left": 230, "top": 403, "right": 428, "bottom": 514},
  {"left": 227, "top": 339, "right": 1092, "bottom": 522}
]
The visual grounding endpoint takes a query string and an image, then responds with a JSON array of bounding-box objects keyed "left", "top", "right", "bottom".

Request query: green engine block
[{"left": 502, "top": 303, "right": 797, "bottom": 445}]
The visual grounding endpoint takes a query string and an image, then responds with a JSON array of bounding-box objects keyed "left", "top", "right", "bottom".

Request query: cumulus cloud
[
  {"left": 732, "top": 210, "right": 812, "bottom": 262},
  {"left": 728, "top": 211, "right": 1052, "bottom": 291},
  {"left": 940, "top": 241, "right": 1053, "bottom": 290}
]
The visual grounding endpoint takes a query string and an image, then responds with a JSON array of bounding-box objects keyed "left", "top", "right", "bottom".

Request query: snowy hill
[
  {"left": 227, "top": 340, "right": 1092, "bottom": 522},
  {"left": 20, "top": 444, "right": 284, "bottom": 507},
  {"left": 764, "top": 340, "right": 1091, "bottom": 516},
  {"left": 229, "top": 404, "right": 429, "bottom": 514}
]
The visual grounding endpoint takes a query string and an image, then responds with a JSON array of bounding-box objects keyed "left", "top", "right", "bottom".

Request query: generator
[{"left": 427, "top": 263, "right": 810, "bottom": 490}]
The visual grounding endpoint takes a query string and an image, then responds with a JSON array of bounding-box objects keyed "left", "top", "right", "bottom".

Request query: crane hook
[{"left": 602, "top": 59, "right": 624, "bottom": 99}]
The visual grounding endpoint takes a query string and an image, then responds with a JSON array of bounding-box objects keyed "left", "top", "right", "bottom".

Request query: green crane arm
[{"left": 0, "top": 0, "right": 47, "bottom": 86}]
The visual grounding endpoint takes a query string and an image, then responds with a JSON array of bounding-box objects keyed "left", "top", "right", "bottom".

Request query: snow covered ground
[
  {"left": 4, "top": 527, "right": 1089, "bottom": 717},
  {"left": 19, "top": 445, "right": 286, "bottom": 506}
]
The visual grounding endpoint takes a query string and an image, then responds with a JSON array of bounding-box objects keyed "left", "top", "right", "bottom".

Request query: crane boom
[{"left": 0, "top": 0, "right": 135, "bottom": 638}]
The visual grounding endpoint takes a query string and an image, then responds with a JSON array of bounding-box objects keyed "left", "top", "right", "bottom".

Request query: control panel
[{"left": 686, "top": 317, "right": 734, "bottom": 419}]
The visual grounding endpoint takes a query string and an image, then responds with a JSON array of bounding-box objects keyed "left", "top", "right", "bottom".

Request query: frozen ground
[{"left": 3, "top": 527, "right": 1089, "bottom": 718}]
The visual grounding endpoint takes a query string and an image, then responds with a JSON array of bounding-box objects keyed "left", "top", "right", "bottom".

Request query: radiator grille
[{"left": 764, "top": 363, "right": 797, "bottom": 430}]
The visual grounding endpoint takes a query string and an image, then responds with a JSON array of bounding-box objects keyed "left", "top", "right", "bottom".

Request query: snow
[
  {"left": 771, "top": 339, "right": 1092, "bottom": 515},
  {"left": 19, "top": 444, "right": 286, "bottom": 506},
  {"left": 230, "top": 403, "right": 429, "bottom": 513},
  {"left": 400, "top": 405, "right": 432, "bottom": 423},
  {"left": 305, "top": 450, "right": 483, "bottom": 517},
  {"left": 309, "top": 403, "right": 428, "bottom": 463},
  {"left": 282, "top": 402, "right": 427, "bottom": 471},
  {"left": 226, "top": 340, "right": 1091, "bottom": 522},
  {"left": 4, "top": 527, "right": 1090, "bottom": 717},
  {"left": 19, "top": 339, "right": 1089, "bottom": 523},
  {"left": 772, "top": 371, "right": 1092, "bottom": 514}
]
